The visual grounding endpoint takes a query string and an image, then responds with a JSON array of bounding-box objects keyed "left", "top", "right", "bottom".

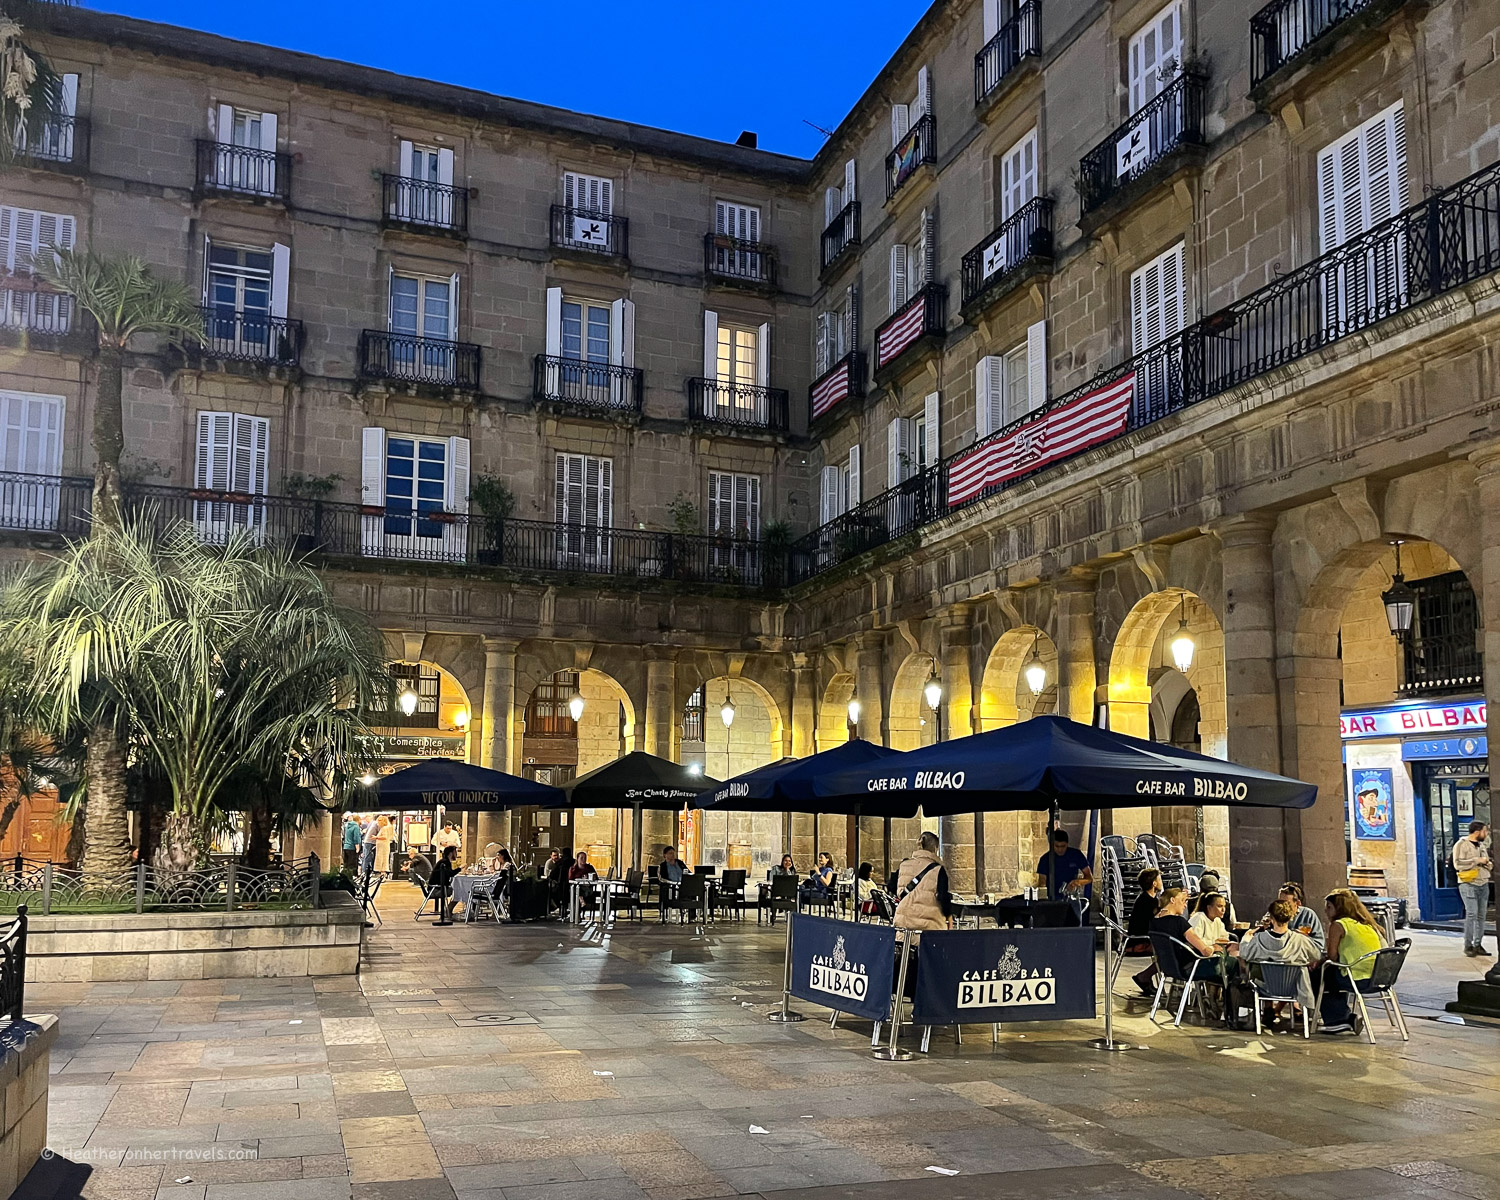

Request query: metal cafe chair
[
  {"left": 407, "top": 854, "right": 443, "bottom": 921},
  {"left": 360, "top": 871, "right": 386, "bottom": 927},
  {"left": 466, "top": 874, "right": 505, "bottom": 923},
  {"left": 1313, "top": 939, "right": 1412, "bottom": 1043},
  {"left": 1147, "top": 932, "right": 1218, "bottom": 1027},
  {"left": 662, "top": 872, "right": 708, "bottom": 923},
  {"left": 614, "top": 869, "right": 646, "bottom": 923},
  {"left": 716, "top": 869, "right": 748, "bottom": 921},
  {"left": 1248, "top": 962, "right": 1312, "bottom": 1038},
  {"left": 760, "top": 874, "right": 798, "bottom": 925}
]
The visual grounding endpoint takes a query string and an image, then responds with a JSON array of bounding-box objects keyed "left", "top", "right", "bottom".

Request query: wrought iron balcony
[
  {"left": 1077, "top": 73, "right": 1207, "bottom": 218},
  {"left": 1251, "top": 0, "right": 1392, "bottom": 88},
  {"left": 1400, "top": 571, "right": 1484, "bottom": 697},
  {"left": 549, "top": 205, "right": 628, "bottom": 258},
  {"left": 12, "top": 111, "right": 88, "bottom": 169},
  {"left": 820, "top": 200, "right": 861, "bottom": 273},
  {"left": 704, "top": 233, "right": 776, "bottom": 287},
  {"left": 1, "top": 286, "right": 75, "bottom": 336},
  {"left": 875, "top": 284, "right": 946, "bottom": 374},
  {"left": 887, "top": 114, "right": 937, "bottom": 201},
  {"left": 686, "top": 379, "right": 789, "bottom": 433},
  {"left": 381, "top": 175, "right": 469, "bottom": 234},
  {"left": 196, "top": 139, "right": 292, "bottom": 203},
  {"left": 359, "top": 330, "right": 481, "bottom": 389},
  {"left": 974, "top": 0, "right": 1043, "bottom": 106},
  {"left": 809, "top": 351, "right": 865, "bottom": 425},
  {"left": 199, "top": 308, "right": 303, "bottom": 367},
  {"left": 961, "top": 197, "right": 1055, "bottom": 315},
  {"left": 533, "top": 354, "right": 643, "bottom": 414}
]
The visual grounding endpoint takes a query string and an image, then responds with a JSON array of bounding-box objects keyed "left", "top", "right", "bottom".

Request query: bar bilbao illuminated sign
[
  {"left": 958, "top": 945, "right": 1057, "bottom": 1010},
  {"left": 1340, "top": 700, "right": 1486, "bottom": 740},
  {"left": 808, "top": 935, "right": 869, "bottom": 1001}
]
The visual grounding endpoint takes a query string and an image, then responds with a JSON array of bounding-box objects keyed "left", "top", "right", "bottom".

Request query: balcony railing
[
  {"left": 1, "top": 286, "right": 74, "bottom": 336},
  {"left": 0, "top": 472, "right": 785, "bottom": 586},
  {"left": 961, "top": 197, "right": 1055, "bottom": 313},
  {"left": 974, "top": 0, "right": 1043, "bottom": 106},
  {"left": 0, "top": 906, "right": 26, "bottom": 1025},
  {"left": 821, "top": 200, "right": 861, "bottom": 272},
  {"left": 12, "top": 111, "right": 88, "bottom": 168},
  {"left": 382, "top": 175, "right": 469, "bottom": 234},
  {"left": 1078, "top": 73, "right": 1206, "bottom": 217},
  {"left": 533, "top": 354, "right": 643, "bottom": 414},
  {"left": 196, "top": 139, "right": 292, "bottom": 202},
  {"left": 809, "top": 351, "right": 865, "bottom": 424},
  {"left": 199, "top": 308, "right": 303, "bottom": 367},
  {"left": 705, "top": 233, "right": 776, "bottom": 286},
  {"left": 1251, "top": 0, "right": 1385, "bottom": 87},
  {"left": 686, "top": 379, "right": 790, "bottom": 433},
  {"left": 550, "top": 205, "right": 628, "bottom": 257},
  {"left": 787, "top": 156, "right": 1500, "bottom": 584},
  {"left": 875, "top": 284, "right": 946, "bottom": 373},
  {"left": 359, "top": 330, "right": 481, "bottom": 389},
  {"left": 887, "top": 114, "right": 937, "bottom": 201}
]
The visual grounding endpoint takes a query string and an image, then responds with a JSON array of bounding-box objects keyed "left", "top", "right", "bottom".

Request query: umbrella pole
[
  {"left": 873, "top": 930, "right": 914, "bottom": 1061},
  {"left": 1089, "top": 917, "right": 1133, "bottom": 1052},
  {"left": 631, "top": 803, "right": 643, "bottom": 873},
  {"left": 767, "top": 911, "right": 806, "bottom": 1023}
]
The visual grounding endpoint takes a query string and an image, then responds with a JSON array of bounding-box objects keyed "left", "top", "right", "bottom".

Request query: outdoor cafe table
[
  {"left": 569, "top": 877, "right": 633, "bottom": 924},
  {"left": 451, "top": 872, "right": 499, "bottom": 917}
]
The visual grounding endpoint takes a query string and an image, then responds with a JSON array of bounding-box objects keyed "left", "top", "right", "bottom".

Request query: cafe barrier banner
[
  {"left": 788, "top": 913, "right": 896, "bottom": 1024},
  {"left": 912, "top": 926, "right": 1096, "bottom": 1026}
]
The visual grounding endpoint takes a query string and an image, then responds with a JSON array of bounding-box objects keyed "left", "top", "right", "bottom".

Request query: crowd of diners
[{"left": 1122, "top": 867, "right": 1398, "bottom": 1034}]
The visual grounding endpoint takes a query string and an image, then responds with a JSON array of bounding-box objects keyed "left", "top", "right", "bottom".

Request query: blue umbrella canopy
[
  {"left": 372, "top": 759, "right": 565, "bottom": 811},
  {"left": 548, "top": 751, "right": 719, "bottom": 810},
  {"left": 815, "top": 715, "right": 1317, "bottom": 816},
  {"left": 695, "top": 739, "right": 915, "bottom": 816}
]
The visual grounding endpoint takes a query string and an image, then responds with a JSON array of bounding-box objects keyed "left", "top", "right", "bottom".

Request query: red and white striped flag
[
  {"left": 811, "top": 359, "right": 852, "bottom": 419},
  {"left": 876, "top": 297, "right": 926, "bottom": 369},
  {"left": 946, "top": 373, "right": 1135, "bottom": 507}
]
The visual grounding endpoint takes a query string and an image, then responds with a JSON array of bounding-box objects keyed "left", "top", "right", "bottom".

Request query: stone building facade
[{"left": 3, "top": 0, "right": 1499, "bottom": 915}]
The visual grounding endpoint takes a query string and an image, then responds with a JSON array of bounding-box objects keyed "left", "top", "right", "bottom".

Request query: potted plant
[
  {"left": 282, "top": 472, "right": 341, "bottom": 554},
  {"left": 470, "top": 474, "right": 515, "bottom": 565},
  {"left": 763, "top": 519, "right": 793, "bottom": 587}
]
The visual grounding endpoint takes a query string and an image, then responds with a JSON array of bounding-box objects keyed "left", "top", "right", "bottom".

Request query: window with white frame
[
  {"left": 390, "top": 272, "right": 454, "bottom": 341},
  {"left": 818, "top": 444, "right": 862, "bottom": 525},
  {"left": 360, "top": 428, "right": 469, "bottom": 540},
  {"left": 212, "top": 103, "right": 279, "bottom": 194},
  {"left": 0, "top": 206, "right": 76, "bottom": 334},
  {"left": 560, "top": 171, "right": 615, "bottom": 251},
  {"left": 564, "top": 299, "right": 612, "bottom": 363},
  {"left": 702, "top": 312, "right": 772, "bottom": 421},
  {"left": 394, "top": 140, "right": 456, "bottom": 225},
  {"left": 912, "top": 391, "right": 940, "bottom": 472},
  {"left": 815, "top": 285, "right": 858, "bottom": 376},
  {"left": 15, "top": 71, "right": 78, "bottom": 162},
  {"left": 1128, "top": 2, "right": 1182, "bottom": 115},
  {"left": 554, "top": 452, "right": 613, "bottom": 568},
  {"left": 708, "top": 471, "right": 762, "bottom": 577},
  {"left": 193, "top": 411, "right": 269, "bottom": 540},
  {"left": 1130, "top": 243, "right": 1186, "bottom": 411},
  {"left": 889, "top": 208, "right": 936, "bottom": 313},
  {"left": 1317, "top": 101, "right": 1407, "bottom": 324},
  {"left": 712, "top": 200, "right": 767, "bottom": 280},
  {"left": 974, "top": 321, "right": 1048, "bottom": 438},
  {"left": 203, "top": 240, "right": 289, "bottom": 356},
  {"left": 0, "top": 390, "right": 64, "bottom": 530},
  {"left": 542, "top": 288, "right": 636, "bottom": 408},
  {"left": 890, "top": 65, "right": 932, "bottom": 148},
  {"left": 824, "top": 159, "right": 857, "bottom": 227},
  {"left": 999, "top": 129, "right": 1038, "bottom": 221}
]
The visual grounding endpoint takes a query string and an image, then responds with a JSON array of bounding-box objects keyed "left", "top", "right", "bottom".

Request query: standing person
[
  {"left": 1036, "top": 829, "right": 1093, "bottom": 901},
  {"left": 1453, "top": 820, "right": 1492, "bottom": 957},
  {"left": 1318, "top": 888, "right": 1385, "bottom": 1034},
  {"left": 373, "top": 814, "right": 393, "bottom": 874},
  {"left": 434, "top": 822, "right": 461, "bottom": 858},
  {"left": 341, "top": 814, "right": 362, "bottom": 872},
  {"left": 360, "top": 814, "right": 379, "bottom": 876},
  {"left": 894, "top": 832, "right": 951, "bottom": 931}
]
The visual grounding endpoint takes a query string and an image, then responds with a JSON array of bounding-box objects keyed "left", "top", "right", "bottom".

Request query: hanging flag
[
  {"left": 876, "top": 294, "right": 929, "bottom": 369},
  {"left": 811, "top": 357, "right": 853, "bottom": 419},
  {"left": 947, "top": 373, "right": 1135, "bottom": 507}
]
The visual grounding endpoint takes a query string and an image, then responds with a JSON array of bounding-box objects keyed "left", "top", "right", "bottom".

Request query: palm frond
[{"left": 36, "top": 248, "right": 204, "bottom": 350}]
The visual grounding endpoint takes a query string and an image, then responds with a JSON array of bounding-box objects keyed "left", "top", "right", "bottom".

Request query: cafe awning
[
  {"left": 553, "top": 751, "right": 720, "bottom": 810},
  {"left": 694, "top": 739, "right": 913, "bottom": 816},
  {"left": 371, "top": 758, "right": 565, "bottom": 811}
]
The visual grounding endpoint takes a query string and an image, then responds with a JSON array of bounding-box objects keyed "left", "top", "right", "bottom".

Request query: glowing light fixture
[
  {"left": 847, "top": 695, "right": 861, "bottom": 727},
  {"left": 568, "top": 692, "right": 586, "bottom": 722},
  {"left": 720, "top": 687, "right": 736, "bottom": 728},
  {"left": 1382, "top": 541, "right": 1416, "bottom": 640},
  {"left": 688, "top": 763, "right": 701, "bottom": 775},
  {"left": 360, "top": 773, "right": 376, "bottom": 787},
  {"left": 397, "top": 688, "right": 419, "bottom": 717},
  {"left": 923, "top": 664, "right": 943, "bottom": 712},
  {"left": 1169, "top": 597, "right": 1196, "bottom": 673},
  {"left": 1024, "top": 637, "right": 1047, "bottom": 697},
  {"left": 452, "top": 707, "right": 470, "bottom": 731}
]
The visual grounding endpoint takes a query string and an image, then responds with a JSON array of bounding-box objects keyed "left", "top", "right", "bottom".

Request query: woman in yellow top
[{"left": 1318, "top": 888, "right": 1385, "bottom": 1034}]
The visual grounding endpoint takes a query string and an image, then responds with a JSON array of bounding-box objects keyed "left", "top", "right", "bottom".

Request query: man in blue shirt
[
  {"left": 341, "top": 815, "right": 362, "bottom": 872},
  {"left": 1036, "top": 829, "right": 1092, "bottom": 902}
]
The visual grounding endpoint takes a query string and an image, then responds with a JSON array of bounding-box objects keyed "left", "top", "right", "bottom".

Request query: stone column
[
  {"left": 790, "top": 652, "right": 816, "bottom": 759},
  {"left": 1217, "top": 514, "right": 1293, "bottom": 910},
  {"left": 937, "top": 609, "right": 979, "bottom": 890},
  {"left": 1054, "top": 570, "right": 1099, "bottom": 726},
  {"left": 1470, "top": 449, "right": 1500, "bottom": 988},
  {"left": 853, "top": 633, "right": 885, "bottom": 747},
  {"left": 644, "top": 650, "right": 676, "bottom": 760},
  {"left": 478, "top": 638, "right": 519, "bottom": 850}
]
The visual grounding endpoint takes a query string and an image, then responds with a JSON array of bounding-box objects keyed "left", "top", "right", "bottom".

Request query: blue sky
[{"left": 89, "top": 0, "right": 934, "bottom": 158}]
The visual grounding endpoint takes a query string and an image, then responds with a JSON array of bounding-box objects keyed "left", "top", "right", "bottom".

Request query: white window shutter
[
  {"left": 247, "top": 416, "right": 269, "bottom": 496},
  {"left": 921, "top": 208, "right": 936, "bottom": 288},
  {"left": 703, "top": 310, "right": 719, "bottom": 380},
  {"left": 889, "top": 242, "right": 909, "bottom": 311},
  {"left": 975, "top": 354, "right": 1004, "bottom": 439},
  {"left": 1161, "top": 245, "right": 1184, "bottom": 341},
  {"left": 361, "top": 427, "right": 386, "bottom": 505},
  {"left": 545, "top": 287, "right": 562, "bottom": 358},
  {"left": 742, "top": 474, "right": 760, "bottom": 538},
  {"left": 0, "top": 209, "right": 11, "bottom": 272},
  {"left": 820, "top": 466, "right": 841, "bottom": 524},
  {"left": 825, "top": 186, "right": 839, "bottom": 225},
  {"left": 847, "top": 444, "right": 861, "bottom": 506},
  {"left": 1130, "top": 265, "right": 1148, "bottom": 354},
  {"left": 847, "top": 283, "right": 860, "bottom": 346},
  {"left": 815, "top": 312, "right": 831, "bottom": 376},
  {"left": 446, "top": 436, "right": 470, "bottom": 514},
  {"left": 270, "top": 243, "right": 290, "bottom": 319},
  {"left": 844, "top": 158, "right": 857, "bottom": 204},
  {"left": 1316, "top": 141, "right": 1340, "bottom": 254},
  {"left": 1025, "top": 320, "right": 1047, "bottom": 413},
  {"left": 399, "top": 139, "right": 414, "bottom": 178},
  {"left": 887, "top": 418, "right": 903, "bottom": 489},
  {"left": 259, "top": 110, "right": 277, "bottom": 150},
  {"left": 756, "top": 322, "right": 770, "bottom": 388},
  {"left": 982, "top": 0, "right": 1001, "bottom": 41},
  {"left": 890, "top": 103, "right": 909, "bottom": 148},
  {"left": 924, "top": 391, "right": 940, "bottom": 466},
  {"left": 437, "top": 147, "right": 454, "bottom": 187},
  {"left": 196, "top": 411, "right": 232, "bottom": 491},
  {"left": 59, "top": 73, "right": 78, "bottom": 117},
  {"left": 216, "top": 103, "right": 234, "bottom": 142},
  {"left": 599, "top": 178, "right": 613, "bottom": 216},
  {"left": 916, "top": 66, "right": 931, "bottom": 119},
  {"left": 613, "top": 298, "right": 635, "bottom": 368}
]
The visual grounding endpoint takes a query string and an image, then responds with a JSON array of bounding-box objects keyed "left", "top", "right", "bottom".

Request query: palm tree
[
  {"left": 1, "top": 3, "right": 77, "bottom": 168},
  {"left": 0, "top": 519, "right": 390, "bottom": 879},
  {"left": 37, "top": 250, "right": 203, "bottom": 535}
]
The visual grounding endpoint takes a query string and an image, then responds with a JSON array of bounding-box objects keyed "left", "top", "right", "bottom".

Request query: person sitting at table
[
  {"left": 771, "top": 854, "right": 797, "bottom": 878},
  {"left": 1127, "top": 867, "right": 1164, "bottom": 994},
  {"left": 1237, "top": 898, "right": 1320, "bottom": 1027},
  {"left": 1276, "top": 881, "right": 1325, "bottom": 952},
  {"left": 1195, "top": 869, "right": 1239, "bottom": 926},
  {"left": 1318, "top": 888, "right": 1386, "bottom": 1035},
  {"left": 1036, "top": 829, "right": 1092, "bottom": 901},
  {"left": 567, "top": 850, "right": 596, "bottom": 881},
  {"left": 1190, "top": 891, "right": 1233, "bottom": 950},
  {"left": 427, "top": 844, "right": 460, "bottom": 922},
  {"left": 1151, "top": 887, "right": 1224, "bottom": 1012},
  {"left": 659, "top": 845, "right": 690, "bottom": 886},
  {"left": 855, "top": 861, "right": 881, "bottom": 905}
]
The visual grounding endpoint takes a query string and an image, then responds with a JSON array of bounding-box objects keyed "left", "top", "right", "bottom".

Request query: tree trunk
[
  {"left": 91, "top": 345, "right": 126, "bottom": 535},
  {"left": 152, "top": 809, "right": 208, "bottom": 881},
  {"left": 244, "top": 803, "right": 273, "bottom": 869},
  {"left": 80, "top": 721, "right": 131, "bottom": 881}
]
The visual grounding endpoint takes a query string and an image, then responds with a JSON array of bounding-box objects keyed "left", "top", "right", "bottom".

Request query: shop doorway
[{"left": 1413, "top": 760, "right": 1489, "bottom": 921}]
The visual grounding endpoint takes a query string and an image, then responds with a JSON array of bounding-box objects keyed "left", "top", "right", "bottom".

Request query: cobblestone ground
[{"left": 17, "top": 882, "right": 1500, "bottom": 1200}]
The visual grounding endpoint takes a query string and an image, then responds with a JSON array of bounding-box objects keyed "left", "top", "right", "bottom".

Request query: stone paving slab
[{"left": 22, "top": 885, "right": 1500, "bottom": 1200}]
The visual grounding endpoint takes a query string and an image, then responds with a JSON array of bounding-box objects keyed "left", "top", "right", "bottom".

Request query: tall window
[
  {"left": 1128, "top": 2, "right": 1182, "bottom": 115},
  {"left": 1130, "top": 242, "right": 1186, "bottom": 413},
  {"left": 390, "top": 274, "right": 452, "bottom": 341},
  {"left": 717, "top": 324, "right": 758, "bottom": 386},
  {"left": 359, "top": 428, "right": 469, "bottom": 560},
  {"left": 0, "top": 206, "right": 76, "bottom": 334},
  {"left": 395, "top": 140, "right": 456, "bottom": 226},
  {"left": 0, "top": 390, "right": 63, "bottom": 530},
  {"left": 1000, "top": 129, "right": 1038, "bottom": 221},
  {"left": 527, "top": 670, "right": 580, "bottom": 738},
  {"left": 562, "top": 300, "right": 611, "bottom": 363},
  {"left": 213, "top": 104, "right": 278, "bottom": 194},
  {"left": 193, "top": 411, "right": 269, "bottom": 540},
  {"left": 554, "top": 452, "right": 613, "bottom": 569},
  {"left": 384, "top": 436, "right": 448, "bottom": 538},
  {"left": 1317, "top": 102, "right": 1407, "bottom": 325}
]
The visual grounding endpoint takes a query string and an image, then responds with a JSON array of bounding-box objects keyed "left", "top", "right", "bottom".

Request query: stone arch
[
  {"left": 683, "top": 673, "right": 785, "bottom": 777},
  {"left": 887, "top": 650, "right": 940, "bottom": 751},
  {"left": 817, "top": 671, "right": 856, "bottom": 751},
  {"left": 976, "top": 626, "right": 1059, "bottom": 730}
]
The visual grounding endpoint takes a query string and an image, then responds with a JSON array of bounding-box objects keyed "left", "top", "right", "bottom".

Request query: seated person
[
  {"left": 1190, "top": 891, "right": 1233, "bottom": 951},
  {"left": 771, "top": 854, "right": 797, "bottom": 878},
  {"left": 855, "top": 861, "right": 884, "bottom": 912},
  {"left": 567, "top": 851, "right": 596, "bottom": 881},
  {"left": 1196, "top": 870, "right": 1239, "bottom": 926},
  {"left": 1127, "top": 867, "right": 1164, "bottom": 994},
  {"left": 659, "top": 845, "right": 689, "bottom": 887},
  {"left": 1036, "top": 829, "right": 1092, "bottom": 901},
  {"left": 1238, "top": 898, "right": 1320, "bottom": 1021},
  {"left": 1150, "top": 886, "right": 1222, "bottom": 995},
  {"left": 427, "top": 845, "right": 461, "bottom": 921},
  {"left": 802, "top": 852, "right": 836, "bottom": 903},
  {"left": 1277, "top": 881, "right": 1325, "bottom": 953},
  {"left": 1318, "top": 888, "right": 1385, "bottom": 1034}
]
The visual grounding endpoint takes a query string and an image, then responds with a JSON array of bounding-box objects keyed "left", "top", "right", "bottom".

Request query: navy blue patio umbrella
[
  {"left": 373, "top": 758, "right": 565, "bottom": 811},
  {"left": 814, "top": 715, "right": 1317, "bottom": 816},
  {"left": 694, "top": 739, "right": 915, "bottom": 817}
]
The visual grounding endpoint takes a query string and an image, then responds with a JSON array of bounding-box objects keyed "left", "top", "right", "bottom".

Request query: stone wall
[{"left": 0, "top": 1016, "right": 57, "bottom": 1200}]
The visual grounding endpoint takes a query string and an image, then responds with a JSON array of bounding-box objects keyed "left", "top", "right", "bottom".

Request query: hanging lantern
[
  {"left": 1170, "top": 598, "right": 1196, "bottom": 674},
  {"left": 1382, "top": 542, "right": 1416, "bottom": 639},
  {"left": 452, "top": 707, "right": 470, "bottom": 730},
  {"left": 720, "top": 687, "right": 737, "bottom": 728},
  {"left": 397, "top": 688, "right": 419, "bottom": 717},
  {"left": 923, "top": 664, "right": 942, "bottom": 712},
  {"left": 568, "top": 692, "right": 586, "bottom": 722},
  {"left": 1024, "top": 642, "right": 1047, "bottom": 697},
  {"left": 847, "top": 695, "right": 861, "bottom": 726}
]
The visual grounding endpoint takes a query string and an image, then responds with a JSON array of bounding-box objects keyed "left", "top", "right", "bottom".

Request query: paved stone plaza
[{"left": 17, "top": 886, "right": 1500, "bottom": 1200}]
